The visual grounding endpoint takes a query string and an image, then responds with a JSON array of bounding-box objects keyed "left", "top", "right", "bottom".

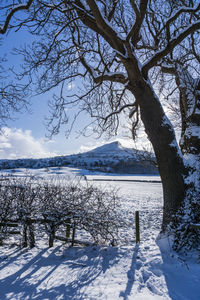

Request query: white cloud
[{"left": 0, "top": 127, "right": 57, "bottom": 159}]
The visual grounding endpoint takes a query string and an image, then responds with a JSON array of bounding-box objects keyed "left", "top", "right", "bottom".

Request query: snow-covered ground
[{"left": 0, "top": 167, "right": 200, "bottom": 300}]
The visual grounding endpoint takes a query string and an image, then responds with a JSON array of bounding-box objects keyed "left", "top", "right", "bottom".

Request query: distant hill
[{"left": 0, "top": 141, "right": 158, "bottom": 174}]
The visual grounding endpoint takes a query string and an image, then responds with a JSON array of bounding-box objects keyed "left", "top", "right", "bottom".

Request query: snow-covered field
[{"left": 0, "top": 167, "right": 200, "bottom": 300}]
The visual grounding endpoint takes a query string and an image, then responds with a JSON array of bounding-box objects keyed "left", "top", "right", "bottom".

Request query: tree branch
[
  {"left": 108, "top": 0, "right": 119, "bottom": 22},
  {"left": 161, "top": 65, "right": 176, "bottom": 75},
  {"left": 158, "top": 3, "right": 200, "bottom": 38},
  {"left": 80, "top": 54, "right": 128, "bottom": 84},
  {"left": 127, "top": 0, "right": 148, "bottom": 45},
  {"left": 103, "top": 103, "right": 135, "bottom": 124},
  {"left": 94, "top": 72, "right": 128, "bottom": 84},
  {"left": 142, "top": 20, "right": 200, "bottom": 75},
  {"left": 73, "top": 0, "right": 125, "bottom": 55},
  {"left": 0, "top": 0, "right": 34, "bottom": 34},
  {"left": 85, "top": 0, "right": 126, "bottom": 54}
]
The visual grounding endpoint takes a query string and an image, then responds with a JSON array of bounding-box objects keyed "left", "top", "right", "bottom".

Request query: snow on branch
[
  {"left": 94, "top": 72, "right": 128, "bottom": 84},
  {"left": 142, "top": 21, "right": 200, "bottom": 75},
  {"left": 85, "top": 0, "right": 126, "bottom": 54},
  {"left": 0, "top": 0, "right": 34, "bottom": 34},
  {"left": 161, "top": 64, "right": 176, "bottom": 75},
  {"left": 74, "top": 0, "right": 124, "bottom": 55}
]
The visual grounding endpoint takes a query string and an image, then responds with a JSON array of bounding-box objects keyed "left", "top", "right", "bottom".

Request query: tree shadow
[
  {"left": 157, "top": 236, "right": 200, "bottom": 300},
  {"left": 0, "top": 244, "right": 121, "bottom": 299},
  {"left": 0, "top": 246, "right": 28, "bottom": 269},
  {"left": 119, "top": 244, "right": 140, "bottom": 300}
]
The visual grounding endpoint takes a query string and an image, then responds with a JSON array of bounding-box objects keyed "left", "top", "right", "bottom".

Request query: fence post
[
  {"left": 135, "top": 211, "right": 140, "bottom": 244},
  {"left": 28, "top": 223, "right": 35, "bottom": 248},
  {"left": 49, "top": 223, "right": 55, "bottom": 248},
  {"left": 71, "top": 225, "right": 76, "bottom": 246},
  {"left": 66, "top": 217, "right": 71, "bottom": 238},
  {"left": 22, "top": 224, "right": 28, "bottom": 247}
]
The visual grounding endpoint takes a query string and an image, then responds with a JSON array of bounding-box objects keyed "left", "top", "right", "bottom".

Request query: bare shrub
[
  {"left": 0, "top": 176, "right": 17, "bottom": 244},
  {"left": 67, "top": 182, "right": 123, "bottom": 245},
  {"left": 38, "top": 177, "right": 125, "bottom": 245},
  {"left": 0, "top": 174, "right": 127, "bottom": 246}
]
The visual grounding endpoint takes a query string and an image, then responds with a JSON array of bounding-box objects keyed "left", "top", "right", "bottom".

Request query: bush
[{"left": 0, "top": 175, "right": 127, "bottom": 246}]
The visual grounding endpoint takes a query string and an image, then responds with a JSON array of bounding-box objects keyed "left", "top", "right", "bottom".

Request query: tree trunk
[
  {"left": 180, "top": 104, "right": 200, "bottom": 193},
  {"left": 177, "top": 70, "right": 200, "bottom": 192},
  {"left": 128, "top": 73, "right": 186, "bottom": 229}
]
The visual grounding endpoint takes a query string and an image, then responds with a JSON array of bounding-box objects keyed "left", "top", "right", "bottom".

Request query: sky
[{"left": 0, "top": 24, "right": 137, "bottom": 159}]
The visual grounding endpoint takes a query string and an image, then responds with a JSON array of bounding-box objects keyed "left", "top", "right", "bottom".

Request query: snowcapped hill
[
  {"left": 79, "top": 141, "right": 136, "bottom": 160},
  {"left": 86, "top": 141, "right": 138, "bottom": 159},
  {"left": 89, "top": 141, "right": 131, "bottom": 155},
  {"left": 0, "top": 141, "right": 158, "bottom": 174}
]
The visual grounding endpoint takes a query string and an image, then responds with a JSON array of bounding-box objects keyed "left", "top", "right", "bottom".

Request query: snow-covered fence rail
[
  {"left": 0, "top": 209, "right": 141, "bottom": 247},
  {"left": 189, "top": 224, "right": 200, "bottom": 229},
  {"left": 0, "top": 217, "right": 77, "bottom": 248}
]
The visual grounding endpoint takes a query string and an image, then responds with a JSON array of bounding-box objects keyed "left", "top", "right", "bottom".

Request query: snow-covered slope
[
  {"left": 0, "top": 172, "right": 199, "bottom": 300},
  {"left": 88, "top": 141, "right": 134, "bottom": 157},
  {"left": 0, "top": 141, "right": 158, "bottom": 174}
]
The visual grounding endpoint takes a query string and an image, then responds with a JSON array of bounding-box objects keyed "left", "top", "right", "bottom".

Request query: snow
[
  {"left": 0, "top": 167, "right": 200, "bottom": 300},
  {"left": 1, "top": 238, "right": 200, "bottom": 300},
  {"left": 90, "top": 140, "right": 121, "bottom": 151},
  {"left": 184, "top": 125, "right": 200, "bottom": 139},
  {"left": 0, "top": 141, "right": 158, "bottom": 175},
  {"left": 84, "top": 141, "right": 139, "bottom": 163},
  {"left": 87, "top": 174, "right": 161, "bottom": 182}
]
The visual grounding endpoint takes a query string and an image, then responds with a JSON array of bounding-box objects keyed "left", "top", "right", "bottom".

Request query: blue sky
[{"left": 0, "top": 27, "right": 136, "bottom": 159}]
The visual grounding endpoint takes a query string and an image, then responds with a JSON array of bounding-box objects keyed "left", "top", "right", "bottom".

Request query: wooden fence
[
  {"left": 0, "top": 217, "right": 85, "bottom": 248},
  {"left": 0, "top": 211, "right": 141, "bottom": 248}
]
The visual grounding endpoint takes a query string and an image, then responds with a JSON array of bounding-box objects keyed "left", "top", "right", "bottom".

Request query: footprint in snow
[{"left": 141, "top": 268, "right": 153, "bottom": 283}]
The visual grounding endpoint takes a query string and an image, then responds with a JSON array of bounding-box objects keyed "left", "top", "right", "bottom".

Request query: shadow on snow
[
  {"left": 157, "top": 237, "right": 200, "bottom": 300},
  {"left": 0, "top": 244, "right": 120, "bottom": 300}
]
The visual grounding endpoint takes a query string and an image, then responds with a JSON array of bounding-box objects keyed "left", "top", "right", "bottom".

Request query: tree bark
[
  {"left": 176, "top": 70, "right": 200, "bottom": 192},
  {"left": 128, "top": 71, "right": 186, "bottom": 229}
]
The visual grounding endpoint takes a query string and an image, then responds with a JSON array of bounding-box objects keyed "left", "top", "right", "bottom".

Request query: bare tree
[
  {"left": 0, "top": 57, "right": 29, "bottom": 128},
  {"left": 0, "top": 1, "right": 32, "bottom": 128},
  {"left": 1, "top": 0, "right": 200, "bottom": 249}
]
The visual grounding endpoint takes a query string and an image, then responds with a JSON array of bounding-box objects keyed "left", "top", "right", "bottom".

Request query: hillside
[{"left": 0, "top": 141, "right": 158, "bottom": 174}]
